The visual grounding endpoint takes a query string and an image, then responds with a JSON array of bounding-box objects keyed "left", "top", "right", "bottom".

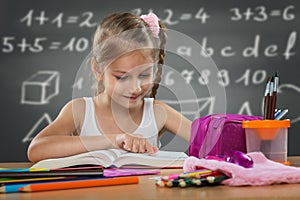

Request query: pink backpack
[{"left": 189, "top": 114, "right": 262, "bottom": 158}]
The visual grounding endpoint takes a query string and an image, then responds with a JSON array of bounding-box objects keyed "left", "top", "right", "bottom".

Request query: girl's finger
[
  {"left": 123, "top": 136, "right": 133, "bottom": 151},
  {"left": 145, "top": 142, "right": 154, "bottom": 155},
  {"left": 138, "top": 138, "right": 146, "bottom": 153},
  {"left": 131, "top": 138, "right": 140, "bottom": 153},
  {"left": 115, "top": 134, "right": 126, "bottom": 149}
]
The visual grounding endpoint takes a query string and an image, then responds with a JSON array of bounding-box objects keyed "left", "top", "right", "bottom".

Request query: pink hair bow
[{"left": 140, "top": 13, "right": 160, "bottom": 38}]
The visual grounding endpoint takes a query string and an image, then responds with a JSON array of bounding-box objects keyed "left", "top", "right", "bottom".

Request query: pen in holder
[{"left": 242, "top": 120, "right": 290, "bottom": 165}]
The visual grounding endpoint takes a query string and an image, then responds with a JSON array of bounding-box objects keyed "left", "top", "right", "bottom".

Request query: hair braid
[{"left": 149, "top": 21, "right": 167, "bottom": 98}]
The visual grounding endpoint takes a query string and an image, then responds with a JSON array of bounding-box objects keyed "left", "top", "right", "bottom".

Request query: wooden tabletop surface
[{"left": 0, "top": 156, "right": 299, "bottom": 200}]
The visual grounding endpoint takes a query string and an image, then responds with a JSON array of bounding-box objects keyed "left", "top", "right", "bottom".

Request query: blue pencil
[
  {"left": 274, "top": 109, "right": 281, "bottom": 119},
  {"left": 0, "top": 183, "right": 28, "bottom": 193},
  {"left": 275, "top": 109, "right": 288, "bottom": 120}
]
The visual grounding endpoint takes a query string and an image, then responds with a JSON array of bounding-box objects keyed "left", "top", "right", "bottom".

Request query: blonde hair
[{"left": 92, "top": 12, "right": 167, "bottom": 98}]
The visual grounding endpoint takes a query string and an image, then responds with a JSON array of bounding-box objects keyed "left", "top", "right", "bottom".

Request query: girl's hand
[{"left": 115, "top": 133, "right": 158, "bottom": 155}]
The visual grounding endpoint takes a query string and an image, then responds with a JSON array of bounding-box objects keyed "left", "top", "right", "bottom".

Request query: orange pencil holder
[{"left": 242, "top": 120, "right": 290, "bottom": 165}]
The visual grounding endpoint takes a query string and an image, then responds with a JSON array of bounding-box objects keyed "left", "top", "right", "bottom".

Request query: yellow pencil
[
  {"left": 162, "top": 169, "right": 213, "bottom": 181},
  {"left": 179, "top": 170, "right": 213, "bottom": 178}
]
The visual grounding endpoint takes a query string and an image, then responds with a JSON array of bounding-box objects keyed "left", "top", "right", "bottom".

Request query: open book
[{"left": 31, "top": 149, "right": 188, "bottom": 169}]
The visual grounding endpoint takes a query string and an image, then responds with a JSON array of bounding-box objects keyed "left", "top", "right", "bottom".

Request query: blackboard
[{"left": 0, "top": 0, "right": 299, "bottom": 161}]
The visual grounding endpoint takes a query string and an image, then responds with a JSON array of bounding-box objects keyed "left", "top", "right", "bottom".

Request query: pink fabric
[
  {"left": 183, "top": 152, "right": 300, "bottom": 186},
  {"left": 140, "top": 13, "right": 160, "bottom": 38}
]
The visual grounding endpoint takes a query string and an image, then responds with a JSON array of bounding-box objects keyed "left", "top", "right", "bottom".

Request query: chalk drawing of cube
[{"left": 21, "top": 71, "right": 60, "bottom": 105}]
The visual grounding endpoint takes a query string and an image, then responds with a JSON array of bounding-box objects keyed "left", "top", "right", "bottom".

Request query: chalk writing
[
  {"left": 22, "top": 113, "right": 52, "bottom": 143},
  {"left": 230, "top": 5, "right": 295, "bottom": 22},
  {"left": 163, "top": 68, "right": 266, "bottom": 87},
  {"left": 20, "top": 9, "right": 97, "bottom": 28},
  {"left": 176, "top": 31, "right": 297, "bottom": 60},
  {"left": 1, "top": 37, "right": 90, "bottom": 53},
  {"left": 21, "top": 71, "right": 60, "bottom": 105},
  {"left": 132, "top": 8, "right": 211, "bottom": 25},
  {"left": 162, "top": 97, "right": 215, "bottom": 120}
]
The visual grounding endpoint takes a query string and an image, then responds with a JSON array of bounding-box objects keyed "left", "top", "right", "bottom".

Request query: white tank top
[{"left": 80, "top": 97, "right": 160, "bottom": 147}]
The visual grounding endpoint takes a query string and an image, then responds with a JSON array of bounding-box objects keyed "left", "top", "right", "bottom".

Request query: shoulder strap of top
[
  {"left": 81, "top": 97, "right": 100, "bottom": 135},
  {"left": 83, "top": 97, "right": 94, "bottom": 119}
]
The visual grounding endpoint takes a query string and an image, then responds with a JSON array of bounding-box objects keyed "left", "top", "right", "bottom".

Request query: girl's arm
[
  {"left": 28, "top": 99, "right": 157, "bottom": 163},
  {"left": 27, "top": 99, "right": 115, "bottom": 162},
  {"left": 154, "top": 100, "right": 192, "bottom": 142}
]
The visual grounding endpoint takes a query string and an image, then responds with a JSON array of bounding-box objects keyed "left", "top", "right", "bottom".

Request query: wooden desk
[{"left": 1, "top": 157, "right": 300, "bottom": 200}]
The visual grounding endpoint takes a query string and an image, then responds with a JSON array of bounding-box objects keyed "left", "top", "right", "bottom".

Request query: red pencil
[
  {"left": 271, "top": 72, "right": 279, "bottom": 119},
  {"left": 19, "top": 176, "right": 139, "bottom": 192},
  {"left": 267, "top": 81, "right": 274, "bottom": 119},
  {"left": 263, "top": 77, "right": 271, "bottom": 119}
]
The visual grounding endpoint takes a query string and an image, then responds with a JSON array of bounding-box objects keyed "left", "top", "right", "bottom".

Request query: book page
[
  {"left": 107, "top": 149, "right": 128, "bottom": 157},
  {"left": 83, "top": 149, "right": 123, "bottom": 167},
  {"left": 31, "top": 149, "right": 120, "bottom": 169},
  {"left": 113, "top": 151, "right": 188, "bottom": 168}
]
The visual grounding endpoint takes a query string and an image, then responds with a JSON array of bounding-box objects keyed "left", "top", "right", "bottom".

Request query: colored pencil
[
  {"left": 263, "top": 77, "right": 271, "bottom": 119},
  {"left": 274, "top": 109, "right": 281, "bottom": 119},
  {"left": 0, "top": 176, "right": 67, "bottom": 184},
  {"left": 267, "top": 80, "right": 274, "bottom": 119},
  {"left": 0, "top": 168, "right": 48, "bottom": 172},
  {"left": 19, "top": 176, "right": 139, "bottom": 192},
  {"left": 0, "top": 168, "right": 103, "bottom": 178},
  {"left": 156, "top": 175, "right": 228, "bottom": 188},
  {"left": 161, "top": 169, "right": 213, "bottom": 181},
  {"left": 0, "top": 183, "right": 29, "bottom": 193},
  {"left": 271, "top": 72, "right": 279, "bottom": 119},
  {"left": 179, "top": 170, "right": 215, "bottom": 179},
  {"left": 275, "top": 109, "right": 288, "bottom": 120}
]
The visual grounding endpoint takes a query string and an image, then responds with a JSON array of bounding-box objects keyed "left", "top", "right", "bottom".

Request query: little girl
[{"left": 27, "top": 12, "right": 191, "bottom": 163}]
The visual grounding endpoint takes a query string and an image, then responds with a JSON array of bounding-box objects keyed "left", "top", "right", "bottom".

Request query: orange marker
[{"left": 19, "top": 176, "right": 139, "bottom": 192}]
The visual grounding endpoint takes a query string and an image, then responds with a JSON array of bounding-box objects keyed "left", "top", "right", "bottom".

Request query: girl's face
[{"left": 102, "top": 50, "right": 154, "bottom": 108}]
